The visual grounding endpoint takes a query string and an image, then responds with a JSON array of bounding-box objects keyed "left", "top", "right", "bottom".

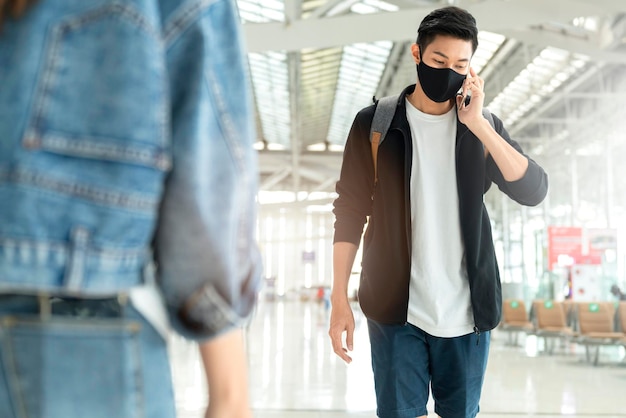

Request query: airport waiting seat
[
  {"left": 532, "top": 300, "right": 576, "bottom": 354},
  {"left": 500, "top": 299, "right": 534, "bottom": 345},
  {"left": 576, "top": 302, "right": 625, "bottom": 365}
]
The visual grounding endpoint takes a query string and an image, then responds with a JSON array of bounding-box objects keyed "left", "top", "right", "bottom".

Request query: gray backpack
[{"left": 369, "top": 94, "right": 495, "bottom": 186}]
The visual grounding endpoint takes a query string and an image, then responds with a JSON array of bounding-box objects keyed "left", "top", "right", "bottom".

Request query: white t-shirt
[{"left": 405, "top": 98, "right": 474, "bottom": 338}]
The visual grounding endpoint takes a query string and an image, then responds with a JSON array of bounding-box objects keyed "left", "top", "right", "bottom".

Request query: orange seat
[
  {"left": 500, "top": 299, "right": 534, "bottom": 345},
  {"left": 532, "top": 300, "right": 576, "bottom": 354},
  {"left": 577, "top": 302, "right": 623, "bottom": 338},
  {"left": 576, "top": 302, "right": 625, "bottom": 365}
]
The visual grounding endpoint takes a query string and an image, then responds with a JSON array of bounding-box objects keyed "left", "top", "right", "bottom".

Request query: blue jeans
[
  {"left": 368, "top": 319, "right": 490, "bottom": 418},
  {"left": 0, "top": 295, "right": 176, "bottom": 418}
]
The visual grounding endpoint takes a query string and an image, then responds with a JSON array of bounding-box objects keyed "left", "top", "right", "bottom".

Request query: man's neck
[{"left": 407, "top": 83, "right": 455, "bottom": 115}]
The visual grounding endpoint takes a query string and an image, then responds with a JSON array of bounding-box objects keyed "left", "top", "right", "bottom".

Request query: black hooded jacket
[{"left": 333, "top": 85, "right": 548, "bottom": 331}]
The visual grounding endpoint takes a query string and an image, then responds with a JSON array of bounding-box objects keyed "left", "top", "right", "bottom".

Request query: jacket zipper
[{"left": 474, "top": 326, "right": 481, "bottom": 346}]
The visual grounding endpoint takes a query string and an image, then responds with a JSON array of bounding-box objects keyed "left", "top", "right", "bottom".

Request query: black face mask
[{"left": 417, "top": 60, "right": 466, "bottom": 103}]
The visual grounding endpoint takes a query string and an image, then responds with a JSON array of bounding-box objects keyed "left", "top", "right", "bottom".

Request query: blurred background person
[
  {"left": 610, "top": 284, "right": 626, "bottom": 301},
  {"left": 0, "top": 1, "right": 261, "bottom": 418}
]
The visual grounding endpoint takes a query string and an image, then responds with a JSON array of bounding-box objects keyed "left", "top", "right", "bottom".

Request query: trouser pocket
[{"left": 0, "top": 315, "right": 143, "bottom": 418}]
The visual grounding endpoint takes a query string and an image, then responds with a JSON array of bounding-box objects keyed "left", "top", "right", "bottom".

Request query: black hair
[{"left": 417, "top": 6, "right": 479, "bottom": 55}]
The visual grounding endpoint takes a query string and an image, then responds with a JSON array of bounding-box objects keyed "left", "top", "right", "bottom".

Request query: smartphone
[{"left": 457, "top": 93, "right": 471, "bottom": 108}]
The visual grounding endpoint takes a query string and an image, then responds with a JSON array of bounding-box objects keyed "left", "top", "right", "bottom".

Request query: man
[
  {"left": 610, "top": 284, "right": 626, "bottom": 301},
  {"left": 329, "top": 6, "right": 548, "bottom": 418},
  {"left": 0, "top": 1, "right": 260, "bottom": 417}
]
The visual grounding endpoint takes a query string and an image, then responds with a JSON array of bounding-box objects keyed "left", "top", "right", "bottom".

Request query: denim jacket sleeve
[{"left": 153, "top": 0, "right": 261, "bottom": 341}]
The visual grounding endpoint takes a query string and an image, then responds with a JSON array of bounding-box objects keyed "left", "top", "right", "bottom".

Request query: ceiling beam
[
  {"left": 308, "top": 0, "right": 359, "bottom": 19},
  {"left": 244, "top": 0, "right": 624, "bottom": 53},
  {"left": 376, "top": 41, "right": 410, "bottom": 98},
  {"left": 258, "top": 152, "right": 344, "bottom": 189},
  {"left": 260, "top": 166, "right": 292, "bottom": 190},
  {"left": 312, "top": 176, "right": 340, "bottom": 192},
  {"left": 508, "top": 64, "right": 603, "bottom": 135},
  {"left": 288, "top": 51, "right": 302, "bottom": 195},
  {"left": 284, "top": 0, "right": 302, "bottom": 23},
  {"left": 500, "top": 28, "right": 626, "bottom": 64},
  {"left": 295, "top": 166, "right": 329, "bottom": 184},
  {"left": 259, "top": 197, "right": 335, "bottom": 210}
]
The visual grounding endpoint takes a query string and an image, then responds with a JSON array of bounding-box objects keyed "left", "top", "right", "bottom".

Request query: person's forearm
[
  {"left": 470, "top": 118, "right": 529, "bottom": 182},
  {"left": 332, "top": 242, "right": 359, "bottom": 302},
  {"left": 199, "top": 328, "right": 251, "bottom": 417}
]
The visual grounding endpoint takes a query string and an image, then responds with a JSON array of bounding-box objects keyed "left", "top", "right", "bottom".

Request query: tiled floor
[{"left": 171, "top": 299, "right": 626, "bottom": 418}]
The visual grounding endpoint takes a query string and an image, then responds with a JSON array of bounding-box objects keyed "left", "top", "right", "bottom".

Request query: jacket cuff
[
  {"left": 333, "top": 219, "right": 364, "bottom": 246},
  {"left": 503, "top": 159, "right": 547, "bottom": 206},
  {"left": 170, "top": 265, "right": 260, "bottom": 341}
]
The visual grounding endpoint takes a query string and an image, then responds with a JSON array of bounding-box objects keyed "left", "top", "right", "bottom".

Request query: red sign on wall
[
  {"left": 547, "top": 227, "right": 582, "bottom": 270},
  {"left": 547, "top": 226, "right": 608, "bottom": 270}
]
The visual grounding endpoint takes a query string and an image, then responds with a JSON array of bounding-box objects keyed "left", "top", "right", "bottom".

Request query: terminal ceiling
[{"left": 240, "top": 0, "right": 626, "bottom": 225}]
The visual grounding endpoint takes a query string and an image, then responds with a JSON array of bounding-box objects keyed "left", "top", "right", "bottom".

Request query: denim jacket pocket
[
  {"left": 25, "top": 2, "right": 170, "bottom": 177},
  {"left": 0, "top": 3, "right": 172, "bottom": 293}
]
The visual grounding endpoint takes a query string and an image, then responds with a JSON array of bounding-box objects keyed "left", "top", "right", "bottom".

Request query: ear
[{"left": 411, "top": 43, "right": 420, "bottom": 64}]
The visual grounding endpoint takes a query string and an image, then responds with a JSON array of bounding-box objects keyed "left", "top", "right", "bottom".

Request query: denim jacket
[{"left": 0, "top": 0, "right": 261, "bottom": 340}]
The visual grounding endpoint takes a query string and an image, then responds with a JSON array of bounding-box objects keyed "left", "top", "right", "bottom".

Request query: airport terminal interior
[{"left": 178, "top": 0, "right": 626, "bottom": 416}]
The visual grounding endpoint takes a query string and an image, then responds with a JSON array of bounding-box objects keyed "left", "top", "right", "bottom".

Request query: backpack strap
[{"left": 370, "top": 94, "right": 399, "bottom": 186}]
